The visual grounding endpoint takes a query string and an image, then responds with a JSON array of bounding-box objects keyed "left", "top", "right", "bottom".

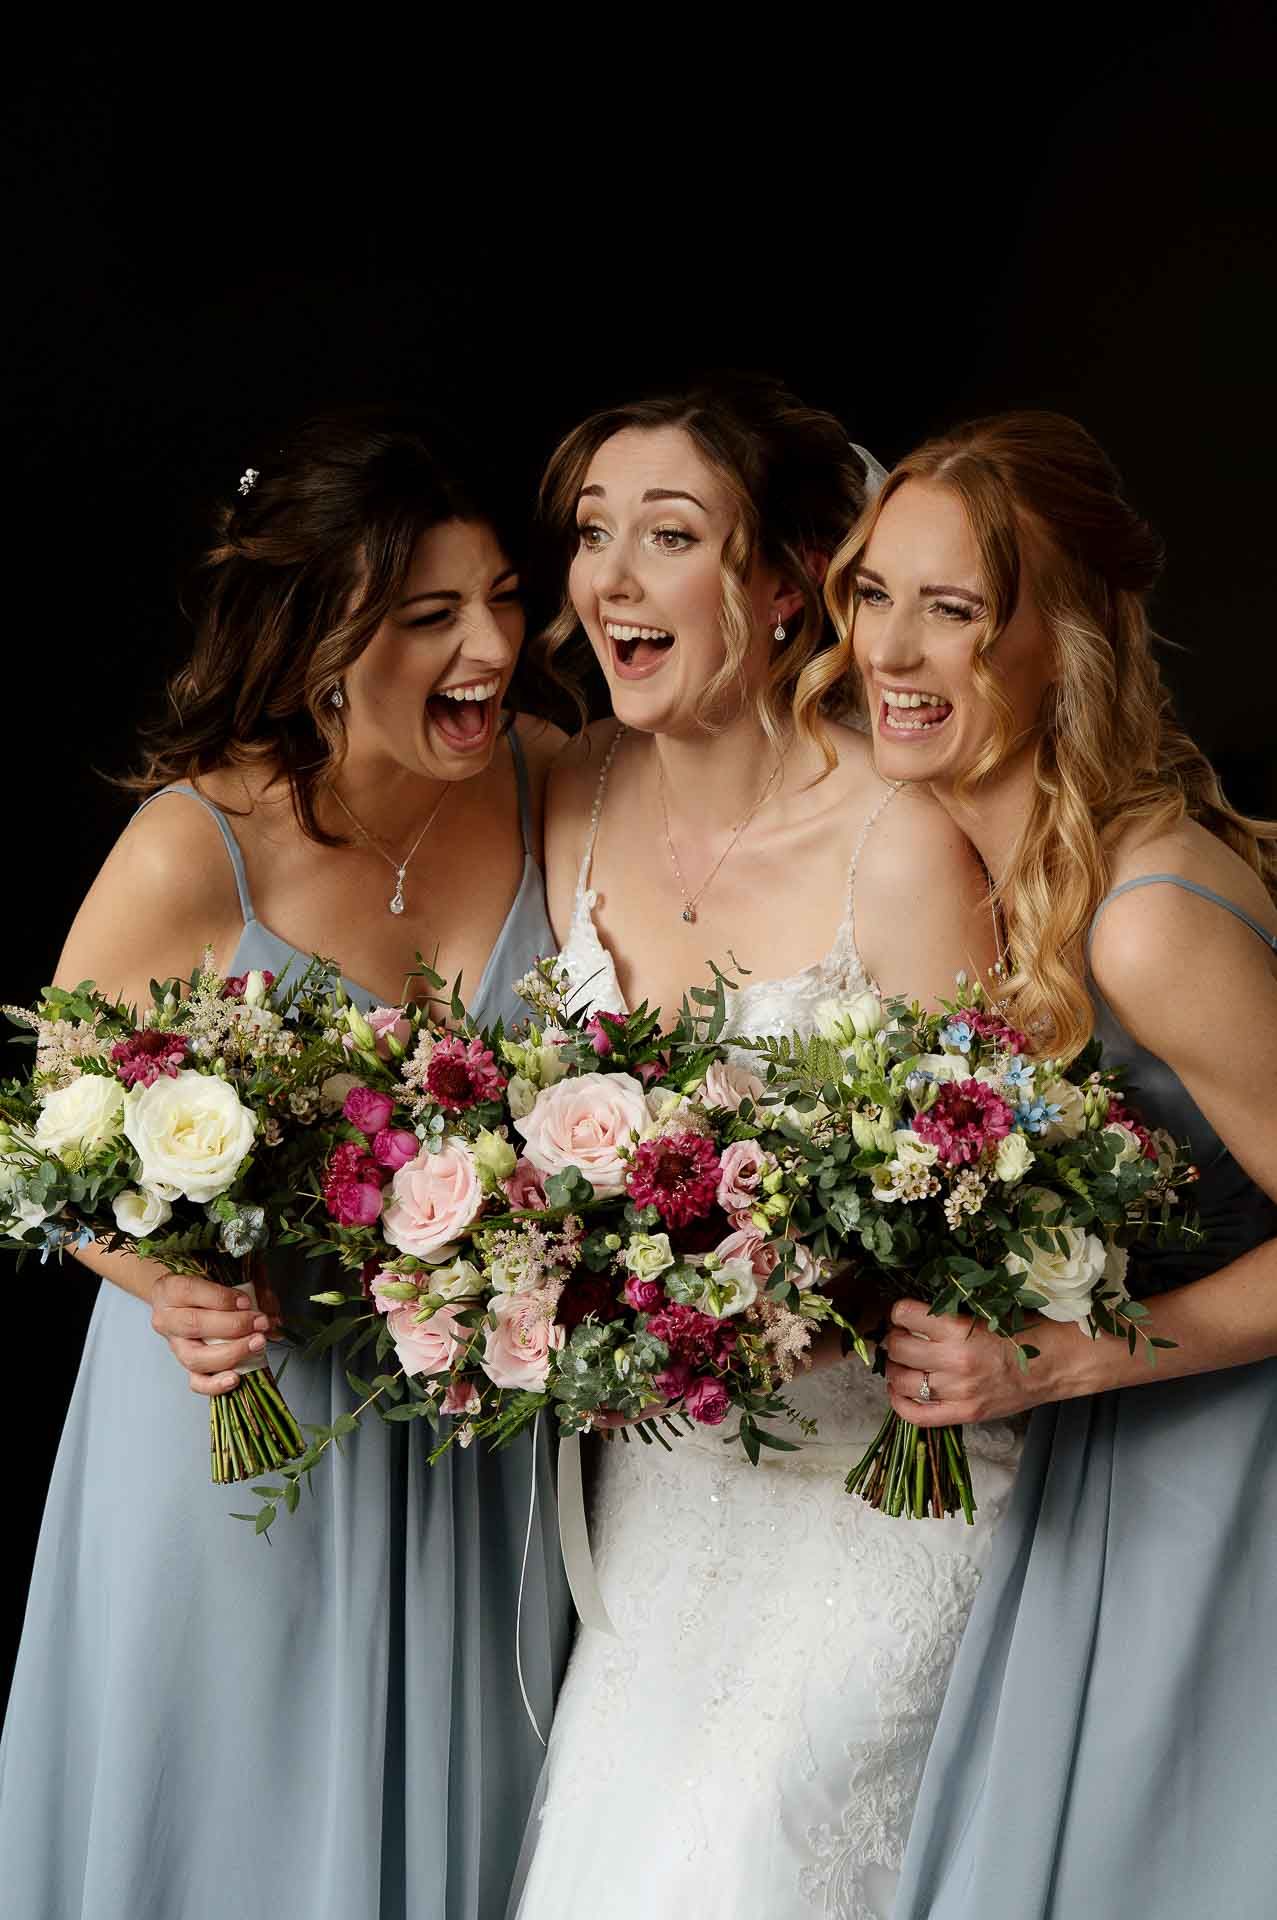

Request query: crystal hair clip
[{"left": 238, "top": 468, "right": 259, "bottom": 496}]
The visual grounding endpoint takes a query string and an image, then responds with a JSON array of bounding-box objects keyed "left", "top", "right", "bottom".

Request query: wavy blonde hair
[
  {"left": 538, "top": 373, "right": 871, "bottom": 769},
  {"left": 825, "top": 410, "right": 1277, "bottom": 1059}
]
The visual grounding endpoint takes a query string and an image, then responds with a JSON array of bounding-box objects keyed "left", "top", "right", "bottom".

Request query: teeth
[
  {"left": 882, "top": 688, "right": 948, "bottom": 708},
  {"left": 437, "top": 678, "right": 500, "bottom": 702},
  {"left": 605, "top": 622, "right": 673, "bottom": 643}
]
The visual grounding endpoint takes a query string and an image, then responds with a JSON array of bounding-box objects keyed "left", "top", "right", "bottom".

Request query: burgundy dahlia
[
  {"left": 110, "top": 1028, "right": 189, "bottom": 1089},
  {"left": 625, "top": 1130, "right": 722, "bottom": 1229},
  {"left": 423, "top": 1036, "right": 507, "bottom": 1111},
  {"left": 914, "top": 1078, "right": 1015, "bottom": 1167}
]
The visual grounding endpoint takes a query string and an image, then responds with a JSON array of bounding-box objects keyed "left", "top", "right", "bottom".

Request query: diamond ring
[{"left": 917, "top": 1371, "right": 933, "bottom": 1404}]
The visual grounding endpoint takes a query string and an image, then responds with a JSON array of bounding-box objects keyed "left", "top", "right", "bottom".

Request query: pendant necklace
[
  {"left": 657, "top": 751, "right": 782, "bottom": 925},
  {"left": 330, "top": 782, "right": 450, "bottom": 916}
]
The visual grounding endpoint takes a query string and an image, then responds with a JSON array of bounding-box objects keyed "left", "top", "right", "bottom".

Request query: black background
[{"left": 5, "top": 24, "right": 1275, "bottom": 1688}]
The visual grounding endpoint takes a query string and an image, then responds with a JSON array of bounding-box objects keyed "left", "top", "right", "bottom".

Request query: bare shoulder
[
  {"left": 1090, "top": 822, "right": 1277, "bottom": 1042},
  {"left": 545, "top": 716, "right": 623, "bottom": 813},
  {"left": 57, "top": 786, "right": 246, "bottom": 1002},
  {"left": 513, "top": 711, "right": 571, "bottom": 792},
  {"left": 862, "top": 776, "right": 987, "bottom": 891},
  {"left": 542, "top": 718, "right": 622, "bottom": 942}
]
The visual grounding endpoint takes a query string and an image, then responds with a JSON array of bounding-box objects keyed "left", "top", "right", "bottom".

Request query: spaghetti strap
[
  {"left": 134, "top": 783, "right": 255, "bottom": 927},
  {"left": 507, "top": 724, "right": 534, "bottom": 859},
  {"left": 843, "top": 779, "right": 904, "bottom": 969},
  {"left": 1088, "top": 872, "right": 1277, "bottom": 955},
  {"left": 573, "top": 726, "right": 626, "bottom": 905}
]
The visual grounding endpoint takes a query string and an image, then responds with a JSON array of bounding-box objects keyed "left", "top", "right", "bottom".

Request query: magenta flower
[
  {"left": 343, "top": 1085, "right": 396, "bottom": 1135},
  {"left": 645, "top": 1302, "right": 737, "bottom": 1370},
  {"left": 323, "top": 1140, "right": 387, "bottom": 1225},
  {"left": 585, "top": 1010, "right": 626, "bottom": 1057},
  {"left": 914, "top": 1078, "right": 1015, "bottom": 1166},
  {"left": 372, "top": 1126, "right": 419, "bottom": 1171},
  {"left": 623, "top": 1274, "right": 665, "bottom": 1313},
  {"left": 684, "top": 1376, "right": 731, "bottom": 1426},
  {"left": 503, "top": 1157, "right": 549, "bottom": 1212},
  {"left": 424, "top": 1036, "right": 507, "bottom": 1111},
  {"left": 1105, "top": 1097, "right": 1160, "bottom": 1163},
  {"left": 110, "top": 1028, "right": 189, "bottom": 1088},
  {"left": 961, "top": 1007, "right": 1030, "bottom": 1055},
  {"left": 625, "top": 1131, "right": 722, "bottom": 1229},
  {"left": 221, "top": 970, "right": 275, "bottom": 1000},
  {"left": 653, "top": 1359, "right": 694, "bottom": 1402}
]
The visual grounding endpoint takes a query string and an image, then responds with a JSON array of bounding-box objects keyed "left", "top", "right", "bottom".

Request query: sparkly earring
[
  {"left": 774, "top": 621, "right": 786, "bottom": 644},
  {"left": 330, "top": 685, "right": 344, "bottom": 709}
]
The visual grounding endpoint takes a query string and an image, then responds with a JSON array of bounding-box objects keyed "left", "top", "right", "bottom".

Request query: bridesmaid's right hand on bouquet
[{"left": 149, "top": 1273, "right": 282, "bottom": 1396}]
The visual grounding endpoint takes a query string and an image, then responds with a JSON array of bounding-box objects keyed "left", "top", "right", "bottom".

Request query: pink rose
[
  {"left": 701, "top": 1060, "right": 765, "bottom": 1113},
  {"left": 373, "top": 1126, "right": 418, "bottom": 1171},
  {"left": 368, "top": 1006, "right": 412, "bottom": 1057},
  {"left": 513, "top": 1070, "right": 647, "bottom": 1198},
  {"left": 344, "top": 1085, "right": 395, "bottom": 1136},
  {"left": 714, "top": 1225, "right": 778, "bottom": 1283},
  {"left": 653, "top": 1360, "right": 693, "bottom": 1401},
  {"left": 386, "top": 1301, "right": 469, "bottom": 1378},
  {"left": 503, "top": 1157, "right": 549, "bottom": 1212},
  {"left": 480, "top": 1292, "right": 565, "bottom": 1391},
  {"left": 624, "top": 1274, "right": 665, "bottom": 1313},
  {"left": 685, "top": 1376, "right": 731, "bottom": 1425},
  {"left": 585, "top": 1010, "right": 626, "bottom": 1057},
  {"left": 382, "top": 1138, "right": 483, "bottom": 1260},
  {"left": 441, "top": 1378, "right": 481, "bottom": 1416},
  {"left": 716, "top": 1139, "right": 767, "bottom": 1214}
]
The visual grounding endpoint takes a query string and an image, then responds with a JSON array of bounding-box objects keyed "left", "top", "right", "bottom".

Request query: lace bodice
[{"left": 557, "top": 728, "right": 899, "bottom": 1035}]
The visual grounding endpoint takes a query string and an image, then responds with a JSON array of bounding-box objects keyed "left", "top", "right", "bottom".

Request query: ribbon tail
[
  {"left": 557, "top": 1431, "right": 619, "bottom": 1638},
  {"left": 514, "top": 1411, "right": 548, "bottom": 1748}
]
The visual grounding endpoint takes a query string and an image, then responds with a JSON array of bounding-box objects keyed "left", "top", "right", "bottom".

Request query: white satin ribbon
[
  {"left": 556, "top": 1432, "right": 619, "bottom": 1638},
  {"left": 515, "top": 1412, "right": 548, "bottom": 1747}
]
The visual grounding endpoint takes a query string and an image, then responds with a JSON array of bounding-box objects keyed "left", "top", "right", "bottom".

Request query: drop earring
[
  {"left": 774, "top": 621, "right": 786, "bottom": 644},
  {"left": 330, "top": 685, "right": 344, "bottom": 709}
]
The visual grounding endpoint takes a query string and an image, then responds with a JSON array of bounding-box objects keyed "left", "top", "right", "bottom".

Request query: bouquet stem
[
  {"left": 210, "top": 1363, "right": 304, "bottom": 1484},
  {"left": 845, "top": 1408, "right": 977, "bottom": 1522}
]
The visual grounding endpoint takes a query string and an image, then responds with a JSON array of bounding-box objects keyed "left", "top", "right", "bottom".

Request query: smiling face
[
  {"left": 851, "top": 479, "right": 1055, "bottom": 791},
  {"left": 568, "top": 425, "right": 789, "bottom": 737},
  {"left": 343, "top": 517, "right": 523, "bottom": 778}
]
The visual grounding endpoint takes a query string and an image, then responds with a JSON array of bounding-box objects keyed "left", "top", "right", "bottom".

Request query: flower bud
[
  {"left": 309, "top": 1290, "right": 349, "bottom": 1307},
  {"left": 472, "top": 1126, "right": 517, "bottom": 1190},
  {"left": 376, "top": 1279, "right": 421, "bottom": 1303},
  {"left": 346, "top": 1006, "right": 377, "bottom": 1050},
  {"left": 761, "top": 1168, "right": 786, "bottom": 1195},
  {"left": 603, "top": 1233, "right": 622, "bottom": 1251},
  {"left": 763, "top": 1192, "right": 790, "bottom": 1221}
]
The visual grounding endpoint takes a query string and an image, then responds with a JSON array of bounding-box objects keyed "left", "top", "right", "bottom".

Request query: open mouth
[
  {"left": 878, "top": 685, "right": 954, "bottom": 740},
  {"left": 605, "top": 620, "right": 675, "bottom": 679},
  {"left": 426, "top": 676, "right": 501, "bottom": 752}
]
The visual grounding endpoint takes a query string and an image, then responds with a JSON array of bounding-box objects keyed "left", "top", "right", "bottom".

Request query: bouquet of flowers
[
  {"left": 0, "top": 955, "right": 369, "bottom": 1489},
  {"left": 739, "top": 977, "right": 1200, "bottom": 1520},
  {"left": 261, "top": 960, "right": 869, "bottom": 1530}
]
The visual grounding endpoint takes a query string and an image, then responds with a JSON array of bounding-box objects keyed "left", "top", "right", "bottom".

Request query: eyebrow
[
  {"left": 855, "top": 564, "right": 984, "bottom": 602},
  {"left": 577, "top": 485, "right": 708, "bottom": 511},
  {"left": 398, "top": 566, "right": 519, "bottom": 609}
]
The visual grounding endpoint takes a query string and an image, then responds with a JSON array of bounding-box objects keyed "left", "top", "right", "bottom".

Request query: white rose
[
  {"left": 994, "top": 1132, "right": 1036, "bottom": 1183},
  {"left": 910, "top": 1053, "right": 968, "bottom": 1085},
  {"left": 1040, "top": 1079, "right": 1086, "bottom": 1143},
  {"left": 893, "top": 1129, "right": 939, "bottom": 1168},
  {"left": 320, "top": 1071, "right": 362, "bottom": 1114},
  {"left": 1102, "top": 1123, "right": 1143, "bottom": 1168},
  {"left": 1005, "top": 1202, "right": 1108, "bottom": 1323},
  {"left": 111, "top": 1186, "right": 174, "bottom": 1236},
  {"left": 699, "top": 1060, "right": 766, "bottom": 1113},
  {"left": 243, "top": 969, "right": 270, "bottom": 1008},
  {"left": 123, "top": 1069, "right": 257, "bottom": 1202},
  {"left": 816, "top": 991, "right": 886, "bottom": 1045},
  {"left": 34, "top": 1073, "right": 126, "bottom": 1162},
  {"left": 507, "top": 1074, "right": 538, "bottom": 1120}
]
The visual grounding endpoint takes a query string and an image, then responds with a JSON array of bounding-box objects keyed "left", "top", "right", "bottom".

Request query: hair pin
[{"left": 238, "top": 467, "right": 259, "bottom": 496}]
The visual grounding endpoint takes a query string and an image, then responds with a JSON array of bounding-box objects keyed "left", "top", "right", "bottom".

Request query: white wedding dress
[{"left": 512, "top": 739, "right": 1023, "bottom": 1920}]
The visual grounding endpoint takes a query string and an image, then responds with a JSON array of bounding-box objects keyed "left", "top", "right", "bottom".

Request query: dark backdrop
[{"left": 5, "top": 26, "right": 1274, "bottom": 1690}]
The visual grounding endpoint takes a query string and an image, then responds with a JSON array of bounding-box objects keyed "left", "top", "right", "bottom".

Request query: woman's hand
[
  {"left": 149, "top": 1273, "right": 284, "bottom": 1396},
  {"left": 881, "top": 1299, "right": 1057, "bottom": 1425}
]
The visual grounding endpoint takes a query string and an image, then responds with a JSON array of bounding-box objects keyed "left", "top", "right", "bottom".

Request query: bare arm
[
  {"left": 883, "top": 882, "right": 1277, "bottom": 1421},
  {"left": 52, "top": 793, "right": 277, "bottom": 1391}
]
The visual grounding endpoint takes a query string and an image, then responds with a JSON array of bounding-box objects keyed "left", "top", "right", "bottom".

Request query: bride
[{"left": 511, "top": 375, "right": 1023, "bottom": 1919}]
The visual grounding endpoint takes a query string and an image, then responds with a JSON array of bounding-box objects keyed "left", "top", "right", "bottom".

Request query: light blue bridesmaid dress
[
  {"left": 0, "top": 728, "right": 574, "bottom": 1920},
  {"left": 896, "top": 875, "right": 1277, "bottom": 1920}
]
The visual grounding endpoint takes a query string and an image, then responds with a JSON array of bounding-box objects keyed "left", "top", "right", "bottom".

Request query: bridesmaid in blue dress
[
  {"left": 825, "top": 410, "right": 1277, "bottom": 1917},
  {"left": 0, "top": 413, "right": 573, "bottom": 1919}
]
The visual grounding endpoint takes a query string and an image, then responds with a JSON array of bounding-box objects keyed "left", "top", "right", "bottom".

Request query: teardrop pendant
[
  {"left": 389, "top": 874, "right": 406, "bottom": 916},
  {"left": 681, "top": 906, "right": 696, "bottom": 924}
]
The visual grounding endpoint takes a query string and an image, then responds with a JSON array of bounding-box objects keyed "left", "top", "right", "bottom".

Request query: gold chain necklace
[
  {"left": 329, "top": 783, "right": 450, "bottom": 917},
  {"left": 657, "top": 751, "right": 782, "bottom": 925}
]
